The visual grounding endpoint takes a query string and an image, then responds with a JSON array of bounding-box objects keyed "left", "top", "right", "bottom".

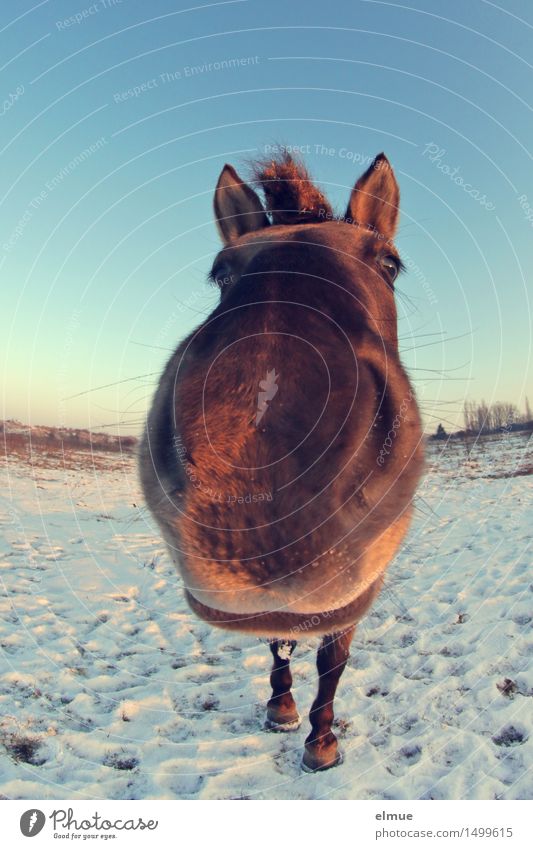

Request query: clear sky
[{"left": 1, "top": 0, "right": 532, "bottom": 435}]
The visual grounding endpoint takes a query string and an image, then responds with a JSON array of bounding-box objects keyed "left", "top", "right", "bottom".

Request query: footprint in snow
[{"left": 492, "top": 724, "right": 528, "bottom": 747}]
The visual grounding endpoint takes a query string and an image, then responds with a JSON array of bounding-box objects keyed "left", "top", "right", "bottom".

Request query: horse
[{"left": 139, "top": 150, "right": 424, "bottom": 771}]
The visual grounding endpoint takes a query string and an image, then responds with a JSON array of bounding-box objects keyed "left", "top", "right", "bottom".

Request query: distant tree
[
  {"left": 501, "top": 403, "right": 519, "bottom": 429},
  {"left": 491, "top": 402, "right": 505, "bottom": 431},
  {"left": 462, "top": 399, "right": 524, "bottom": 434},
  {"left": 476, "top": 399, "right": 491, "bottom": 433},
  {"left": 435, "top": 423, "right": 447, "bottom": 440},
  {"left": 525, "top": 396, "right": 532, "bottom": 422},
  {"left": 463, "top": 400, "right": 477, "bottom": 432}
]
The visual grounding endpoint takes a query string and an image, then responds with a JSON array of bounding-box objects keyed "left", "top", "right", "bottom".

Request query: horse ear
[
  {"left": 214, "top": 164, "right": 269, "bottom": 244},
  {"left": 345, "top": 153, "right": 399, "bottom": 240}
]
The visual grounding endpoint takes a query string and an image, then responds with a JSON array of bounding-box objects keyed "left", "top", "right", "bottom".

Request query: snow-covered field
[{"left": 0, "top": 433, "right": 531, "bottom": 800}]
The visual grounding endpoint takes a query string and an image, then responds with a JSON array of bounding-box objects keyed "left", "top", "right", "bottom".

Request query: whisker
[
  {"left": 91, "top": 392, "right": 153, "bottom": 416},
  {"left": 419, "top": 399, "right": 467, "bottom": 407},
  {"left": 381, "top": 583, "right": 413, "bottom": 619},
  {"left": 171, "top": 294, "right": 214, "bottom": 318},
  {"left": 401, "top": 329, "right": 475, "bottom": 353},
  {"left": 411, "top": 377, "right": 474, "bottom": 382},
  {"left": 420, "top": 412, "right": 464, "bottom": 429},
  {"left": 398, "top": 330, "right": 447, "bottom": 341},
  {"left": 411, "top": 504, "right": 436, "bottom": 522},
  {"left": 121, "top": 504, "right": 154, "bottom": 533},
  {"left": 130, "top": 340, "right": 174, "bottom": 352},
  {"left": 63, "top": 373, "right": 158, "bottom": 401},
  {"left": 414, "top": 493, "right": 439, "bottom": 519},
  {"left": 395, "top": 291, "right": 420, "bottom": 317},
  {"left": 89, "top": 420, "right": 146, "bottom": 430},
  {"left": 397, "top": 218, "right": 434, "bottom": 232},
  {"left": 398, "top": 316, "right": 440, "bottom": 336},
  {"left": 408, "top": 360, "right": 471, "bottom": 374}
]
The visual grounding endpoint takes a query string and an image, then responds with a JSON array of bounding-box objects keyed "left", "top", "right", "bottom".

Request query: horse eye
[
  {"left": 379, "top": 255, "right": 400, "bottom": 283},
  {"left": 211, "top": 262, "right": 234, "bottom": 288}
]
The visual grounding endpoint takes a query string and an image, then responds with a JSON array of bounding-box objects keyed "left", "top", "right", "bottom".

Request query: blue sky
[{"left": 1, "top": 0, "right": 532, "bottom": 434}]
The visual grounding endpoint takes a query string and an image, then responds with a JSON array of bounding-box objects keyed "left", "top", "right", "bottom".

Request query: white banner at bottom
[{"left": 3, "top": 799, "right": 530, "bottom": 848}]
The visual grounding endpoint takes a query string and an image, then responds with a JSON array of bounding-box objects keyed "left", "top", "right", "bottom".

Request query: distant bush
[
  {"left": 431, "top": 423, "right": 448, "bottom": 440},
  {"left": 2, "top": 422, "right": 138, "bottom": 455},
  {"left": 462, "top": 399, "right": 532, "bottom": 437}
]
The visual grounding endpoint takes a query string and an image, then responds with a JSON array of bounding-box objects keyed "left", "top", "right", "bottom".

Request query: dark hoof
[
  {"left": 265, "top": 705, "right": 301, "bottom": 732},
  {"left": 301, "top": 744, "right": 343, "bottom": 772}
]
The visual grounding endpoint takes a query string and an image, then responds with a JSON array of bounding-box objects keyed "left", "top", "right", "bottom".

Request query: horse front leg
[
  {"left": 302, "top": 626, "right": 355, "bottom": 771},
  {"left": 265, "top": 639, "right": 301, "bottom": 731}
]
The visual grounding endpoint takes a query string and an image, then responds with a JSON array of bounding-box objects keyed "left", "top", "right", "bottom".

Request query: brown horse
[{"left": 140, "top": 151, "right": 424, "bottom": 771}]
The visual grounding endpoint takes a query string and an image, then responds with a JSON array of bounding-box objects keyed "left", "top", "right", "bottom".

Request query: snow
[
  {"left": 0, "top": 433, "right": 531, "bottom": 800},
  {"left": 275, "top": 642, "right": 294, "bottom": 661}
]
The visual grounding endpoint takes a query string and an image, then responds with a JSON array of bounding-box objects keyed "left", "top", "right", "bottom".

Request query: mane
[{"left": 251, "top": 152, "right": 333, "bottom": 225}]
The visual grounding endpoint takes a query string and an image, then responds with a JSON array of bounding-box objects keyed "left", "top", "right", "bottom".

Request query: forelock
[{"left": 251, "top": 152, "right": 333, "bottom": 225}]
